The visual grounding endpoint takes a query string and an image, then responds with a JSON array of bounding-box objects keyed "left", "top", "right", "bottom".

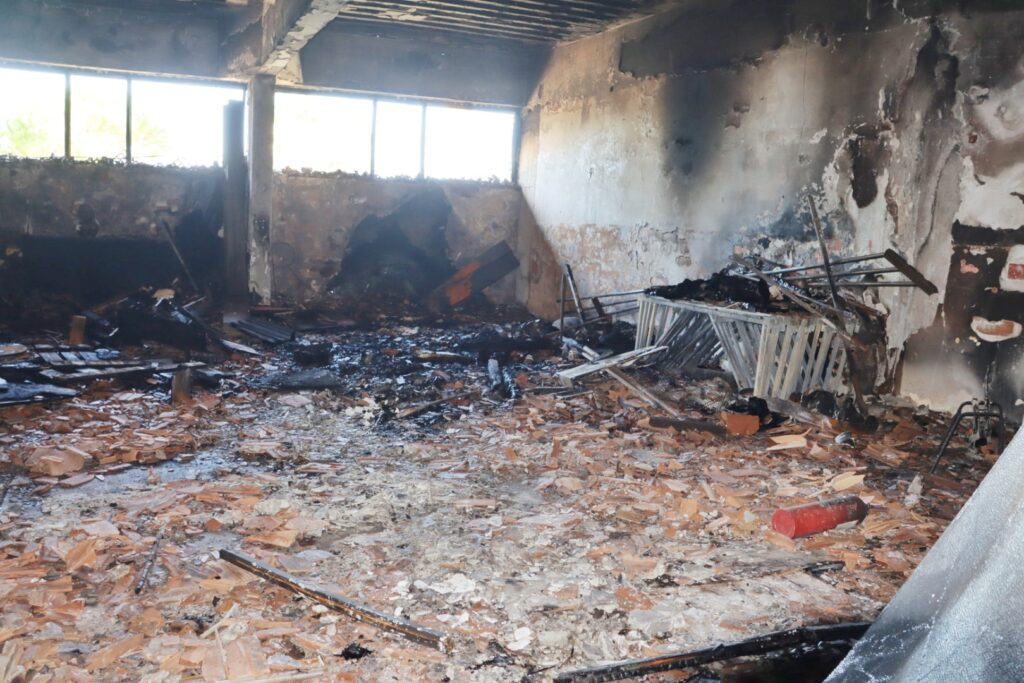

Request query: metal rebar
[
  {"left": 762, "top": 253, "right": 888, "bottom": 276},
  {"left": 835, "top": 282, "right": 919, "bottom": 288},
  {"left": 564, "top": 264, "right": 588, "bottom": 331},
  {"left": 807, "top": 197, "right": 844, "bottom": 314},
  {"left": 786, "top": 267, "right": 900, "bottom": 281}
]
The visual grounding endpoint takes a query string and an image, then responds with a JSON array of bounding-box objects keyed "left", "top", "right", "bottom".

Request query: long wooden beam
[
  {"left": 218, "top": 549, "right": 451, "bottom": 652},
  {"left": 554, "top": 621, "right": 871, "bottom": 682}
]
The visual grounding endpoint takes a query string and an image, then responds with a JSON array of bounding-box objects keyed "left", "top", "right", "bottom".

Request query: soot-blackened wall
[{"left": 519, "top": 0, "right": 1024, "bottom": 416}]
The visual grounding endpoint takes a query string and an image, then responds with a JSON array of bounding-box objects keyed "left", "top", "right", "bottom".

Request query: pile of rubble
[{"left": 0, "top": 296, "right": 996, "bottom": 681}]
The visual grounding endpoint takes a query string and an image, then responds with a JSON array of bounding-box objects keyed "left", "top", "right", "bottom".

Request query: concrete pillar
[
  {"left": 222, "top": 100, "right": 248, "bottom": 319},
  {"left": 247, "top": 73, "right": 275, "bottom": 303}
]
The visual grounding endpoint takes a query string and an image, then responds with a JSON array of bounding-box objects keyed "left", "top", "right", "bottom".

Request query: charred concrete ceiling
[
  {"left": 330, "top": 0, "right": 676, "bottom": 43},
  {"left": 4, "top": 0, "right": 690, "bottom": 105},
  {"left": 59, "top": 0, "right": 682, "bottom": 43}
]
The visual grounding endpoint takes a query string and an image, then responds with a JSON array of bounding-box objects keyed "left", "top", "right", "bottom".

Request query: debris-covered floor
[{"left": 0, "top": 314, "right": 994, "bottom": 682}]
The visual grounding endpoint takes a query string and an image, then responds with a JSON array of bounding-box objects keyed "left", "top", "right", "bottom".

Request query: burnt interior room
[{"left": 3, "top": 0, "right": 1024, "bottom": 681}]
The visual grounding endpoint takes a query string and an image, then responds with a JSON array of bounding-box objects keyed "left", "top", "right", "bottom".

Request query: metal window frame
[
  {"left": 0, "top": 59, "right": 521, "bottom": 182},
  {"left": 275, "top": 82, "right": 519, "bottom": 183},
  {"left": 1, "top": 59, "right": 246, "bottom": 166}
]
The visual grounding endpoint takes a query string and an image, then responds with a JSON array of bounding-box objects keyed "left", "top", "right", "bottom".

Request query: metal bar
[
  {"left": 787, "top": 267, "right": 900, "bottom": 281},
  {"left": 559, "top": 306, "right": 638, "bottom": 333},
  {"left": 575, "top": 289, "right": 646, "bottom": 299},
  {"left": 732, "top": 256, "right": 849, "bottom": 323},
  {"left": 882, "top": 249, "right": 939, "bottom": 295},
  {"left": 577, "top": 298, "right": 637, "bottom": 311},
  {"left": 219, "top": 549, "right": 450, "bottom": 652},
  {"left": 564, "top": 264, "right": 588, "bottom": 330},
  {"left": 835, "top": 281, "right": 919, "bottom": 288},
  {"left": 762, "top": 253, "right": 888, "bottom": 276},
  {"left": 160, "top": 220, "right": 199, "bottom": 293},
  {"left": 807, "top": 197, "right": 844, "bottom": 313},
  {"left": 639, "top": 294, "right": 770, "bottom": 324},
  {"left": 558, "top": 272, "right": 567, "bottom": 333},
  {"left": 567, "top": 339, "right": 681, "bottom": 418}
]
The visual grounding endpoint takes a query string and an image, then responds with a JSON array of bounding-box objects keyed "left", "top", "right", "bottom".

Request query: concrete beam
[
  {"left": 222, "top": 101, "right": 249, "bottom": 318},
  {"left": 302, "top": 23, "right": 550, "bottom": 106},
  {"left": 224, "top": 0, "right": 352, "bottom": 77},
  {"left": 247, "top": 74, "right": 275, "bottom": 303}
]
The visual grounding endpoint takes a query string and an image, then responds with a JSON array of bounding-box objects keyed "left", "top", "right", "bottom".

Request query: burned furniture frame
[
  {"left": 930, "top": 399, "right": 1005, "bottom": 474},
  {"left": 635, "top": 295, "right": 849, "bottom": 401},
  {"left": 557, "top": 264, "right": 641, "bottom": 332},
  {"left": 764, "top": 249, "right": 939, "bottom": 295}
]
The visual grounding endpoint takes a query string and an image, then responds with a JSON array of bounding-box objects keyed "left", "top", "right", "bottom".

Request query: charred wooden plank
[
  {"left": 230, "top": 317, "right": 295, "bottom": 345},
  {"left": 554, "top": 621, "right": 871, "bottom": 682},
  {"left": 428, "top": 241, "right": 519, "bottom": 310},
  {"left": 134, "top": 535, "right": 163, "bottom": 595},
  {"left": 648, "top": 415, "right": 726, "bottom": 436},
  {"left": 396, "top": 391, "right": 477, "bottom": 419},
  {"left": 218, "top": 549, "right": 451, "bottom": 652}
]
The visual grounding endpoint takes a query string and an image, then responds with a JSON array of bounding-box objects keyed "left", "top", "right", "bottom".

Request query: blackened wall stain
[
  {"left": 848, "top": 126, "right": 889, "bottom": 209},
  {"left": 327, "top": 189, "right": 456, "bottom": 315}
]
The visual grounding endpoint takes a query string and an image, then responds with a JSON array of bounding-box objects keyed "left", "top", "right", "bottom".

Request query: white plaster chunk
[
  {"left": 424, "top": 573, "right": 477, "bottom": 595},
  {"left": 956, "top": 158, "right": 1024, "bottom": 230},
  {"left": 1000, "top": 244, "right": 1024, "bottom": 292},
  {"left": 971, "top": 317, "right": 1023, "bottom": 343}
]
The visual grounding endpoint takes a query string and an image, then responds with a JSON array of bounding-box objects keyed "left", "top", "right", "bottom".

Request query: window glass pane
[
  {"left": 374, "top": 101, "right": 423, "bottom": 178},
  {"left": 0, "top": 67, "right": 65, "bottom": 158},
  {"left": 132, "top": 80, "right": 243, "bottom": 167},
  {"left": 274, "top": 91, "right": 373, "bottom": 173},
  {"left": 70, "top": 74, "right": 127, "bottom": 160},
  {"left": 424, "top": 106, "right": 515, "bottom": 181}
]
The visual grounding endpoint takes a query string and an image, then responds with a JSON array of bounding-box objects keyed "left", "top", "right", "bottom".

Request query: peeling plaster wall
[
  {"left": 272, "top": 174, "right": 540, "bottom": 308},
  {"left": 520, "top": 0, "right": 1024, "bottom": 416}
]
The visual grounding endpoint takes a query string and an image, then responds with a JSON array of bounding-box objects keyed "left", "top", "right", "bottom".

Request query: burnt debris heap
[{"left": 1, "top": 0, "right": 1023, "bottom": 681}]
